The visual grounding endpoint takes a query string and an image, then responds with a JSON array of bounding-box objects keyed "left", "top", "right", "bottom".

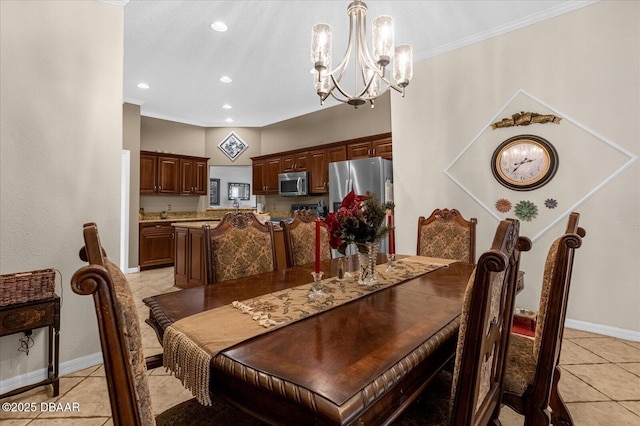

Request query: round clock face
[{"left": 491, "top": 135, "right": 558, "bottom": 191}]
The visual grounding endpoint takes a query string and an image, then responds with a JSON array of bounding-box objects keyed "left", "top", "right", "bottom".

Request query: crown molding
[{"left": 414, "top": 0, "right": 599, "bottom": 62}]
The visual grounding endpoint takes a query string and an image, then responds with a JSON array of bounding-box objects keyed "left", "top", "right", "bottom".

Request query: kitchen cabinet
[
  {"left": 140, "top": 153, "right": 158, "bottom": 194},
  {"left": 309, "top": 148, "right": 329, "bottom": 193},
  {"left": 140, "top": 151, "right": 208, "bottom": 196},
  {"left": 253, "top": 156, "right": 281, "bottom": 195},
  {"left": 174, "top": 226, "right": 206, "bottom": 288},
  {"left": 373, "top": 136, "right": 393, "bottom": 160},
  {"left": 347, "top": 136, "right": 392, "bottom": 160},
  {"left": 180, "top": 158, "right": 208, "bottom": 195},
  {"left": 140, "top": 153, "right": 180, "bottom": 195},
  {"left": 251, "top": 133, "right": 391, "bottom": 195},
  {"left": 327, "top": 145, "right": 347, "bottom": 163},
  {"left": 139, "top": 222, "right": 174, "bottom": 269},
  {"left": 273, "top": 228, "right": 287, "bottom": 270},
  {"left": 281, "top": 152, "right": 309, "bottom": 173}
]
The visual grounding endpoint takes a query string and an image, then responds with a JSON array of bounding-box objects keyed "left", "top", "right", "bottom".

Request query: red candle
[
  {"left": 315, "top": 220, "right": 321, "bottom": 273},
  {"left": 388, "top": 213, "right": 395, "bottom": 255}
]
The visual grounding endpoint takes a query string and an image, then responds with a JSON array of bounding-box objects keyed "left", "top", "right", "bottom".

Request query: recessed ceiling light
[
  {"left": 225, "top": 118, "right": 234, "bottom": 123},
  {"left": 222, "top": 104, "right": 232, "bottom": 109},
  {"left": 211, "top": 21, "right": 228, "bottom": 32},
  {"left": 137, "top": 82, "right": 150, "bottom": 89},
  {"left": 220, "top": 76, "right": 232, "bottom": 83}
]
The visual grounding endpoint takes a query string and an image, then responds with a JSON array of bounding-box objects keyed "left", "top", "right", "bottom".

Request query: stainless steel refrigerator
[{"left": 329, "top": 157, "right": 393, "bottom": 256}]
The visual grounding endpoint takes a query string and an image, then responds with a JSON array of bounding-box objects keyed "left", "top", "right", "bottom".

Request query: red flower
[
  {"left": 324, "top": 190, "right": 392, "bottom": 255},
  {"left": 324, "top": 212, "right": 344, "bottom": 252}
]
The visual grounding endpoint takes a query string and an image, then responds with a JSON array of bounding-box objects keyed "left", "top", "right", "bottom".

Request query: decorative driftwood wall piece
[{"left": 491, "top": 111, "right": 562, "bottom": 129}]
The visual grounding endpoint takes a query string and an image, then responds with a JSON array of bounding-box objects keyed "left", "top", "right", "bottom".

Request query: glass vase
[
  {"left": 357, "top": 242, "right": 379, "bottom": 286},
  {"left": 336, "top": 256, "right": 353, "bottom": 280}
]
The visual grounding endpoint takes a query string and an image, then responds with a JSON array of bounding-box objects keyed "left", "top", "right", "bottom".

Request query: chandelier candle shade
[{"left": 311, "top": 1, "right": 413, "bottom": 107}]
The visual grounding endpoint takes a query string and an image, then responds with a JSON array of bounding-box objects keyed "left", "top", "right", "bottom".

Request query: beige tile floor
[{"left": 2, "top": 266, "right": 639, "bottom": 425}]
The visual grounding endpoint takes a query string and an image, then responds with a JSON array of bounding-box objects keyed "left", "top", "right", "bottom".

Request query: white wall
[
  {"left": 0, "top": 1, "right": 123, "bottom": 387},
  {"left": 392, "top": 1, "right": 639, "bottom": 337}
]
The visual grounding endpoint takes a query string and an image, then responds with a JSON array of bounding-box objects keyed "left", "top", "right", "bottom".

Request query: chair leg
[
  {"left": 550, "top": 367, "right": 574, "bottom": 426},
  {"left": 523, "top": 404, "right": 551, "bottom": 426},
  {"left": 145, "top": 353, "right": 163, "bottom": 370}
]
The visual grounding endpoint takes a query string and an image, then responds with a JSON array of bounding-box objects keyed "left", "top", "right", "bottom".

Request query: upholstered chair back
[
  {"left": 204, "top": 213, "right": 276, "bottom": 284},
  {"left": 417, "top": 209, "right": 477, "bottom": 263},
  {"left": 72, "top": 223, "right": 155, "bottom": 426},
  {"left": 281, "top": 209, "right": 331, "bottom": 268},
  {"left": 449, "top": 218, "right": 531, "bottom": 425},
  {"left": 503, "top": 212, "right": 585, "bottom": 426}
]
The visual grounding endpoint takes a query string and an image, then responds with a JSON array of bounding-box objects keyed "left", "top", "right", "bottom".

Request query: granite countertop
[
  {"left": 139, "top": 217, "right": 215, "bottom": 224},
  {"left": 138, "top": 209, "right": 291, "bottom": 224},
  {"left": 170, "top": 220, "right": 220, "bottom": 229}
]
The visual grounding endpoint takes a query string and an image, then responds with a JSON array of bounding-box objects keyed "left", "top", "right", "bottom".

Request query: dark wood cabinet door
[
  {"left": 179, "top": 158, "right": 194, "bottom": 195},
  {"left": 187, "top": 228, "right": 205, "bottom": 286},
  {"left": 157, "top": 156, "right": 180, "bottom": 194},
  {"left": 173, "top": 227, "right": 188, "bottom": 287},
  {"left": 294, "top": 152, "right": 309, "bottom": 171},
  {"left": 139, "top": 223, "right": 174, "bottom": 269},
  {"left": 347, "top": 141, "right": 373, "bottom": 160},
  {"left": 280, "top": 155, "right": 296, "bottom": 173},
  {"left": 265, "top": 157, "right": 281, "bottom": 194},
  {"left": 193, "top": 160, "right": 208, "bottom": 195},
  {"left": 252, "top": 160, "right": 267, "bottom": 194},
  {"left": 327, "top": 145, "right": 347, "bottom": 163},
  {"left": 372, "top": 137, "right": 393, "bottom": 160},
  {"left": 281, "top": 152, "right": 308, "bottom": 172},
  {"left": 140, "top": 153, "right": 158, "bottom": 194},
  {"left": 309, "top": 149, "right": 328, "bottom": 194},
  {"left": 179, "top": 159, "right": 208, "bottom": 195}
]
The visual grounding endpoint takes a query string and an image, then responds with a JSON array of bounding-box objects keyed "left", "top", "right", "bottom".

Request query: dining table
[{"left": 142, "top": 254, "right": 475, "bottom": 425}]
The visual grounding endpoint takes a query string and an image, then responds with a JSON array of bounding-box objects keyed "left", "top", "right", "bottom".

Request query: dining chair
[
  {"left": 395, "top": 218, "right": 531, "bottom": 425},
  {"left": 280, "top": 209, "right": 331, "bottom": 267},
  {"left": 502, "top": 212, "right": 586, "bottom": 426},
  {"left": 203, "top": 212, "right": 276, "bottom": 284},
  {"left": 71, "top": 223, "right": 264, "bottom": 426},
  {"left": 417, "top": 208, "right": 477, "bottom": 263}
]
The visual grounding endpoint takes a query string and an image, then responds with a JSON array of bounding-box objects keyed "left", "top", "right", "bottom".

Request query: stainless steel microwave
[{"left": 278, "top": 172, "right": 309, "bottom": 196}]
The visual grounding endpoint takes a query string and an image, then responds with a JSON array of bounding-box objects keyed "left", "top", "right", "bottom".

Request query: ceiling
[{"left": 123, "top": 0, "right": 595, "bottom": 128}]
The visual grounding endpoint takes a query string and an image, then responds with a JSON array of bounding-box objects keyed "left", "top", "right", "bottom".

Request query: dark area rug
[{"left": 156, "top": 397, "right": 267, "bottom": 426}]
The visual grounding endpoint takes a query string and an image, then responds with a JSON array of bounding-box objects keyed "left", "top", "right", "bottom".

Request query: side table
[{"left": 0, "top": 296, "right": 60, "bottom": 398}]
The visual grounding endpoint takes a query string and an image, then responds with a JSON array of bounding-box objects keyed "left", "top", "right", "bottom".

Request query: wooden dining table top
[{"left": 143, "top": 255, "right": 475, "bottom": 425}]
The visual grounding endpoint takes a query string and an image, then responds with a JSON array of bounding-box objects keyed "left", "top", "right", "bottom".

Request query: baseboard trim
[
  {"left": 0, "top": 352, "right": 103, "bottom": 395},
  {"left": 565, "top": 318, "right": 640, "bottom": 342}
]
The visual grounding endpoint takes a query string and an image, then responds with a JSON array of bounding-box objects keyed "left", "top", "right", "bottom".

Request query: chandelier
[{"left": 311, "top": 1, "right": 413, "bottom": 108}]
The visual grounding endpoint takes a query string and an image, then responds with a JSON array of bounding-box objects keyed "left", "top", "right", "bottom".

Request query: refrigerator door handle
[{"left": 344, "top": 179, "right": 349, "bottom": 195}]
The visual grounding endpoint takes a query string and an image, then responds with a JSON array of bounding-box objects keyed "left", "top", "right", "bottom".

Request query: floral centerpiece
[
  {"left": 324, "top": 190, "right": 394, "bottom": 285},
  {"left": 325, "top": 190, "right": 394, "bottom": 253}
]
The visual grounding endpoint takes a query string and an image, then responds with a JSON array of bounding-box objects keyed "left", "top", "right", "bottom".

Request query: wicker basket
[{"left": 0, "top": 268, "right": 57, "bottom": 306}]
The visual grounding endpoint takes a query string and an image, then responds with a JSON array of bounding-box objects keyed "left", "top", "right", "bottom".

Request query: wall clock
[{"left": 491, "top": 134, "right": 559, "bottom": 191}]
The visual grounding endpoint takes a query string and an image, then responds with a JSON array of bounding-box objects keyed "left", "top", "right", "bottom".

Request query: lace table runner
[{"left": 164, "top": 256, "right": 455, "bottom": 405}]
